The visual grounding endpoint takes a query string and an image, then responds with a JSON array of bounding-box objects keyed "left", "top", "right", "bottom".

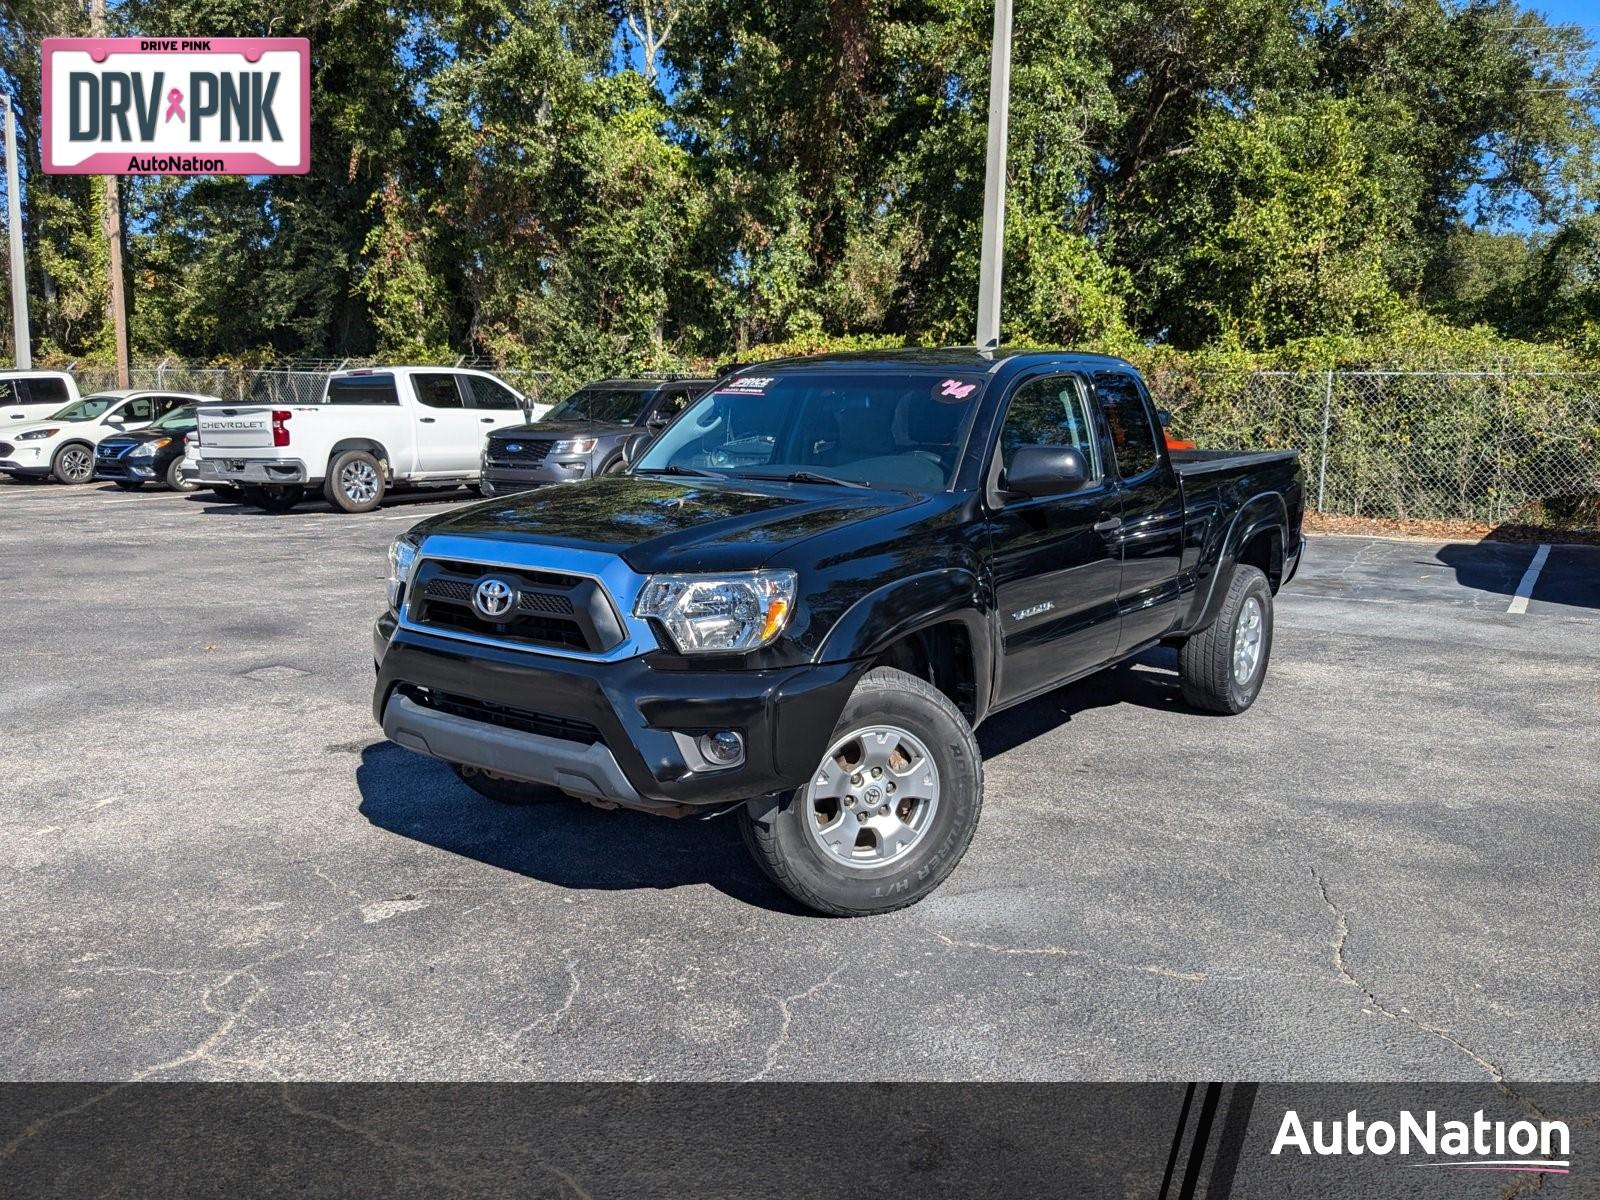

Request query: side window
[
  {"left": 327, "top": 374, "right": 400, "bottom": 405},
  {"left": 0, "top": 380, "right": 16, "bottom": 407},
  {"left": 30, "top": 377, "right": 70, "bottom": 407},
  {"left": 121, "top": 397, "right": 154, "bottom": 422},
  {"left": 155, "top": 395, "right": 186, "bottom": 416},
  {"left": 658, "top": 388, "right": 692, "bottom": 418},
  {"left": 413, "top": 373, "right": 465, "bottom": 409},
  {"left": 999, "top": 375, "right": 1102, "bottom": 479},
  {"left": 1093, "top": 370, "right": 1160, "bottom": 478},
  {"left": 464, "top": 375, "right": 521, "bottom": 411}
]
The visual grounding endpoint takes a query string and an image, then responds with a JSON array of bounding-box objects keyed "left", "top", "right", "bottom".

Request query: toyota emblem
[{"left": 472, "top": 577, "right": 517, "bottom": 620}]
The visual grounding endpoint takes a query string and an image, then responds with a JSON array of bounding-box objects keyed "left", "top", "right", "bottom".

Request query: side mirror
[
  {"left": 1156, "top": 409, "right": 1174, "bottom": 428},
  {"left": 1005, "top": 445, "right": 1091, "bottom": 499}
]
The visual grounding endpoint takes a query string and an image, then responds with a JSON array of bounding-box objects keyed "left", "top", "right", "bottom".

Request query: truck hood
[{"left": 412, "top": 474, "right": 922, "bottom": 574}]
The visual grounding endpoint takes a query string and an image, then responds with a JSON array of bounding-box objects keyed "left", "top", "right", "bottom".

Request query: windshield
[
  {"left": 633, "top": 370, "right": 986, "bottom": 491},
  {"left": 545, "top": 387, "right": 652, "bottom": 424},
  {"left": 50, "top": 395, "right": 120, "bottom": 422},
  {"left": 149, "top": 405, "right": 199, "bottom": 431}
]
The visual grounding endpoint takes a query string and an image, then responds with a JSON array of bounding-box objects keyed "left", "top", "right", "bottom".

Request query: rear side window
[
  {"left": 120, "top": 396, "right": 155, "bottom": 422},
  {"left": 999, "top": 375, "right": 1103, "bottom": 479},
  {"left": 413, "top": 373, "right": 464, "bottom": 409},
  {"left": 464, "top": 375, "right": 522, "bottom": 411},
  {"left": 1094, "top": 370, "right": 1160, "bottom": 478},
  {"left": 28, "top": 377, "right": 70, "bottom": 407},
  {"left": 327, "top": 374, "right": 400, "bottom": 405}
]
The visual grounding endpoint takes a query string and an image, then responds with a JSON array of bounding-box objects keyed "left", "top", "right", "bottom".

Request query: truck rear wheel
[
  {"left": 1178, "top": 563, "right": 1273, "bottom": 714},
  {"left": 739, "top": 667, "right": 982, "bottom": 917},
  {"left": 241, "top": 483, "right": 305, "bottom": 512},
  {"left": 325, "top": 449, "right": 387, "bottom": 513},
  {"left": 450, "top": 763, "right": 562, "bottom": 805}
]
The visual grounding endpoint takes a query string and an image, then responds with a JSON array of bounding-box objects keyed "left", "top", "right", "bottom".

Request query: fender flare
[
  {"left": 814, "top": 567, "right": 993, "bottom": 721},
  {"left": 328, "top": 439, "right": 392, "bottom": 482},
  {"left": 1190, "top": 492, "right": 1288, "bottom": 633}
]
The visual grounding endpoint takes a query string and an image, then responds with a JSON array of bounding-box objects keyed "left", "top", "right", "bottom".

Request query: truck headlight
[
  {"left": 552, "top": 437, "right": 597, "bottom": 454},
  {"left": 128, "top": 438, "right": 170, "bottom": 458},
  {"left": 18, "top": 428, "right": 57, "bottom": 440},
  {"left": 387, "top": 534, "right": 420, "bottom": 610},
  {"left": 635, "top": 570, "right": 796, "bottom": 654}
]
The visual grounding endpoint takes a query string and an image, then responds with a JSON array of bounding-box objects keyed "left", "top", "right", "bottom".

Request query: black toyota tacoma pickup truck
[{"left": 373, "top": 350, "right": 1304, "bottom": 916}]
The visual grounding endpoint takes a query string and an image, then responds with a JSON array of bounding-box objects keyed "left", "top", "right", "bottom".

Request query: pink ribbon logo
[{"left": 164, "top": 88, "right": 185, "bottom": 123}]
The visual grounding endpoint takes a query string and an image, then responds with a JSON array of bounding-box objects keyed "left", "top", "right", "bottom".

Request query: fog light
[{"left": 697, "top": 730, "right": 745, "bottom": 767}]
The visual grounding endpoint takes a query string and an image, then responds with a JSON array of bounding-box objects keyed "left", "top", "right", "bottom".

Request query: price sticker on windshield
[
  {"left": 42, "top": 37, "right": 310, "bottom": 174},
  {"left": 716, "top": 376, "right": 776, "bottom": 397},
  {"left": 934, "top": 376, "right": 983, "bottom": 403}
]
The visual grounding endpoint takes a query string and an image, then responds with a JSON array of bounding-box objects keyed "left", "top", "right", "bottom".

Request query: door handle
[
  {"left": 481, "top": 417, "right": 494, "bottom": 423},
  {"left": 419, "top": 417, "right": 436, "bottom": 424},
  {"left": 1093, "top": 516, "right": 1122, "bottom": 533}
]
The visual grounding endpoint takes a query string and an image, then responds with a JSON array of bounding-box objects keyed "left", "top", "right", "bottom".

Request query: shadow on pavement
[
  {"left": 978, "top": 652, "right": 1216, "bottom": 759},
  {"left": 187, "top": 484, "right": 480, "bottom": 516},
  {"left": 358, "top": 651, "right": 1214, "bottom": 908},
  {"left": 1436, "top": 533, "right": 1600, "bottom": 612},
  {"left": 355, "top": 741, "right": 806, "bottom": 914}
]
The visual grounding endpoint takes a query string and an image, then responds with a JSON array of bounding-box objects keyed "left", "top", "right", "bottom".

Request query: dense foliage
[{"left": 1, "top": 0, "right": 1596, "bottom": 374}]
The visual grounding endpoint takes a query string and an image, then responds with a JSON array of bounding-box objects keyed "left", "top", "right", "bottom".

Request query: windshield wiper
[
  {"left": 737, "top": 470, "right": 871, "bottom": 489},
  {"left": 634, "top": 464, "right": 718, "bottom": 478}
]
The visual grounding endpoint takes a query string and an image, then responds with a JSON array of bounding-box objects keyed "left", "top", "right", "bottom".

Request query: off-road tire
[
  {"left": 739, "top": 667, "right": 983, "bottom": 917},
  {"left": 240, "top": 483, "right": 305, "bottom": 512},
  {"left": 450, "top": 763, "right": 563, "bottom": 805},
  {"left": 324, "top": 449, "right": 387, "bottom": 513},
  {"left": 50, "top": 442, "right": 95, "bottom": 484},
  {"left": 1178, "top": 563, "right": 1273, "bottom": 714}
]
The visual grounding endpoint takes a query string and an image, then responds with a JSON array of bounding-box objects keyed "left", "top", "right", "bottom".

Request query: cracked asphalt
[{"left": 3, "top": 478, "right": 1597, "bottom": 1082}]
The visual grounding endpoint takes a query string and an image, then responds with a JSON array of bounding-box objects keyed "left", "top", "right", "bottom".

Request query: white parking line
[{"left": 1506, "top": 543, "right": 1550, "bottom": 615}]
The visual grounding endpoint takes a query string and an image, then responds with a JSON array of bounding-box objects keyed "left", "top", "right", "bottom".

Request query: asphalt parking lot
[{"left": 3, "top": 479, "right": 1597, "bottom": 1084}]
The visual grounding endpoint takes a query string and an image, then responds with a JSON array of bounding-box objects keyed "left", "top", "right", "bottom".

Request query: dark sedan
[
  {"left": 480, "top": 377, "right": 713, "bottom": 496},
  {"left": 94, "top": 404, "right": 204, "bottom": 491}
]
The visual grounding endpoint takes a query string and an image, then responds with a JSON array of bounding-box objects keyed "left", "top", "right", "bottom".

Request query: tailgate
[{"left": 197, "top": 406, "right": 285, "bottom": 453}]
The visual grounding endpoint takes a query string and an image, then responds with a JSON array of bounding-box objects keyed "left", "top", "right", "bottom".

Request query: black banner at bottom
[{"left": 1, "top": 1083, "right": 1595, "bottom": 1197}]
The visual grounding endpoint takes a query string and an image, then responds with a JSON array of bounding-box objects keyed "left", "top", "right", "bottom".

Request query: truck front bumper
[
  {"left": 372, "top": 614, "right": 867, "bottom": 813},
  {"left": 480, "top": 461, "right": 593, "bottom": 495},
  {"left": 199, "top": 457, "right": 310, "bottom": 485}
]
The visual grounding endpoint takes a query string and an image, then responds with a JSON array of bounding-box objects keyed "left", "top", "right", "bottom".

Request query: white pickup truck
[{"left": 196, "top": 366, "right": 544, "bottom": 512}]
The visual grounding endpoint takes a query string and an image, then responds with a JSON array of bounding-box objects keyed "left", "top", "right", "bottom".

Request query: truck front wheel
[
  {"left": 739, "top": 667, "right": 983, "bottom": 917},
  {"left": 1178, "top": 563, "right": 1274, "bottom": 714}
]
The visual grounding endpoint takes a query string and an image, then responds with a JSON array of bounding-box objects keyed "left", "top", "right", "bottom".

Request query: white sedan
[{"left": 0, "top": 390, "right": 204, "bottom": 484}]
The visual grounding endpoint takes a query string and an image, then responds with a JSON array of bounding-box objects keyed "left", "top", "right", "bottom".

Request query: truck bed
[{"left": 1169, "top": 448, "right": 1299, "bottom": 477}]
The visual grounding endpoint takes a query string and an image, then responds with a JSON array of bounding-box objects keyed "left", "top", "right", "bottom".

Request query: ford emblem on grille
[
  {"left": 472, "top": 577, "right": 517, "bottom": 620},
  {"left": 504, "top": 443, "right": 523, "bottom": 453}
]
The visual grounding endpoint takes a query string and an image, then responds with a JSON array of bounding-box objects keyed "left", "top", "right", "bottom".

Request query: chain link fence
[
  {"left": 41, "top": 360, "right": 1600, "bottom": 529},
  {"left": 1148, "top": 370, "right": 1600, "bottom": 529}
]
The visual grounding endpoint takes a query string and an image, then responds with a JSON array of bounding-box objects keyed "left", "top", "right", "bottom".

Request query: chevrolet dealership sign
[{"left": 42, "top": 37, "right": 309, "bottom": 174}]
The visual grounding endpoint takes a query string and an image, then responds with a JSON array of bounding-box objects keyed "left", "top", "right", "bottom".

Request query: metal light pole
[
  {"left": 1, "top": 94, "right": 30, "bottom": 369},
  {"left": 975, "top": 0, "right": 1013, "bottom": 351}
]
